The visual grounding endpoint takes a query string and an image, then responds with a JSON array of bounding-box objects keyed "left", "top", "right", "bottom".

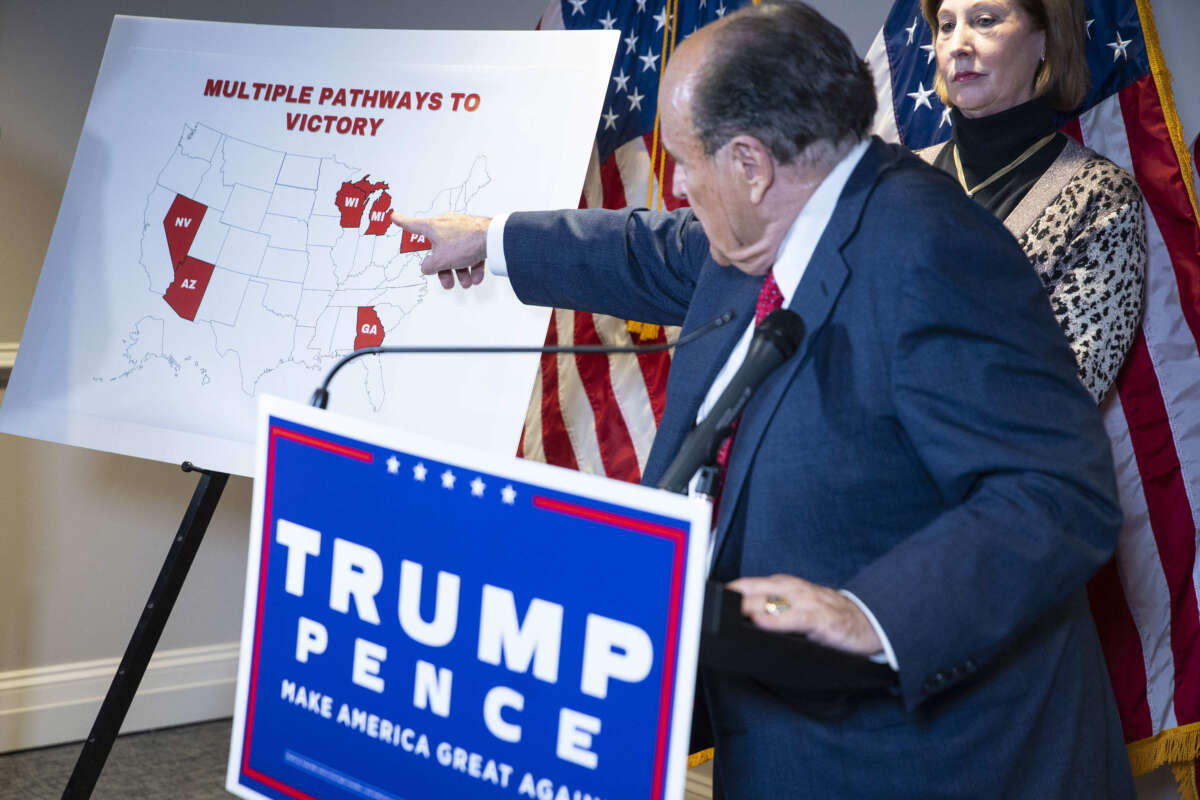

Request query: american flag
[
  {"left": 871, "top": 0, "right": 1200, "bottom": 788},
  {"left": 519, "top": 0, "right": 753, "bottom": 484}
]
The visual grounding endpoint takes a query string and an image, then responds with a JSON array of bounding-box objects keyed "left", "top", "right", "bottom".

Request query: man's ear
[{"left": 727, "top": 135, "right": 774, "bottom": 205}]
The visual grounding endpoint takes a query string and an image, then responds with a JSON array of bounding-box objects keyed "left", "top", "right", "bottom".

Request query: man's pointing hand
[{"left": 389, "top": 211, "right": 491, "bottom": 289}]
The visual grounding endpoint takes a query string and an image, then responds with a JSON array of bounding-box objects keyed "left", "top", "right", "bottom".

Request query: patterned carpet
[
  {"left": 0, "top": 719, "right": 715, "bottom": 799},
  {"left": 0, "top": 719, "right": 235, "bottom": 799}
]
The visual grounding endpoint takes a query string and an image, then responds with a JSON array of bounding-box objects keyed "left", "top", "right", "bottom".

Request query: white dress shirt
[{"left": 484, "top": 138, "right": 897, "bottom": 669}]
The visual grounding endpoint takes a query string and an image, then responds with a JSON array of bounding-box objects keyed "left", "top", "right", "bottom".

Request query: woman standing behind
[{"left": 920, "top": 0, "right": 1146, "bottom": 401}]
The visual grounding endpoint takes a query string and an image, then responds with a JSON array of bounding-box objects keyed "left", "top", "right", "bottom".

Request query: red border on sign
[
  {"left": 273, "top": 427, "right": 374, "bottom": 462},
  {"left": 532, "top": 494, "right": 688, "bottom": 800},
  {"left": 238, "top": 424, "right": 690, "bottom": 800},
  {"left": 240, "top": 424, "right": 372, "bottom": 799}
]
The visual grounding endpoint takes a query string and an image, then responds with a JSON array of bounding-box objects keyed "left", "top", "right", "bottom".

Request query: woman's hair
[{"left": 920, "top": 0, "right": 1091, "bottom": 111}]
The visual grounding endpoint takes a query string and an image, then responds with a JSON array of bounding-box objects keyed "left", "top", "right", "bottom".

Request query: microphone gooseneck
[
  {"left": 656, "top": 308, "right": 805, "bottom": 494},
  {"left": 309, "top": 309, "right": 737, "bottom": 409}
]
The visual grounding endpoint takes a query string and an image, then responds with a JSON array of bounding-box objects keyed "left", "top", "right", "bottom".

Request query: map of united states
[{"left": 128, "top": 122, "right": 489, "bottom": 403}]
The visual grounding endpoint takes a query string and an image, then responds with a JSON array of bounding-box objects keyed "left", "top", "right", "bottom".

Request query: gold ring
[{"left": 763, "top": 595, "right": 789, "bottom": 616}]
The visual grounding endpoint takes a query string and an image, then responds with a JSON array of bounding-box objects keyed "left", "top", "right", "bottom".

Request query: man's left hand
[{"left": 727, "top": 574, "right": 883, "bottom": 657}]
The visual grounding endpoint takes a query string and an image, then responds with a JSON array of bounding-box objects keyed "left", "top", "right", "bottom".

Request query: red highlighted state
[
  {"left": 400, "top": 229, "right": 433, "bottom": 253},
  {"left": 335, "top": 183, "right": 367, "bottom": 228},
  {"left": 351, "top": 176, "right": 388, "bottom": 195},
  {"left": 163, "top": 257, "right": 215, "bottom": 321},
  {"left": 335, "top": 175, "right": 389, "bottom": 229},
  {"left": 364, "top": 191, "right": 392, "bottom": 236},
  {"left": 163, "top": 194, "right": 207, "bottom": 267},
  {"left": 354, "top": 307, "right": 385, "bottom": 349}
]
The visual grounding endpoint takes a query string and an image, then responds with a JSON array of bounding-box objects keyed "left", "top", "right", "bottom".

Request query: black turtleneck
[{"left": 932, "top": 95, "right": 1067, "bottom": 221}]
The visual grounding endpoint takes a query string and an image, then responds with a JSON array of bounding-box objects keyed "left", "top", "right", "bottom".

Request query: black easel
[{"left": 62, "top": 462, "right": 230, "bottom": 799}]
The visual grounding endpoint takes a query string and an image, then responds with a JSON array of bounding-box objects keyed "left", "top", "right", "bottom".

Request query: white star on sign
[
  {"left": 1086, "top": 18, "right": 1095, "bottom": 39},
  {"left": 908, "top": 81, "right": 935, "bottom": 111},
  {"left": 639, "top": 48, "right": 660, "bottom": 72},
  {"left": 627, "top": 87, "right": 645, "bottom": 111},
  {"left": 635, "top": 0, "right": 647, "bottom": 11},
  {"left": 699, "top": 0, "right": 706, "bottom": 7},
  {"left": 441, "top": 469, "right": 456, "bottom": 489},
  {"left": 386, "top": 455, "right": 399, "bottom": 474},
  {"left": 470, "top": 477, "right": 486, "bottom": 497},
  {"left": 612, "top": 68, "right": 630, "bottom": 93},
  {"left": 501, "top": 485, "right": 517, "bottom": 505},
  {"left": 602, "top": 107, "right": 619, "bottom": 130},
  {"left": 567, "top": 0, "right": 587, "bottom": 16},
  {"left": 920, "top": 42, "right": 936, "bottom": 64},
  {"left": 716, "top": 3, "right": 727, "bottom": 17},
  {"left": 413, "top": 462, "right": 427, "bottom": 481},
  {"left": 905, "top": 17, "right": 920, "bottom": 45},
  {"left": 1108, "top": 31, "right": 1132, "bottom": 61},
  {"left": 939, "top": 106, "right": 953, "bottom": 129},
  {"left": 598, "top": 11, "right": 617, "bottom": 29},
  {"left": 624, "top": 31, "right": 639, "bottom": 55},
  {"left": 653, "top": 7, "right": 669, "bottom": 31}
]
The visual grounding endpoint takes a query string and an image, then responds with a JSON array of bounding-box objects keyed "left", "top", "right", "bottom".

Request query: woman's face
[{"left": 934, "top": 0, "right": 1046, "bottom": 118}]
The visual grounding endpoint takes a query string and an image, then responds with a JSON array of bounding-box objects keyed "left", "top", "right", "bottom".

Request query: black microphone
[
  {"left": 309, "top": 310, "right": 737, "bottom": 409},
  {"left": 657, "top": 309, "right": 805, "bottom": 494}
]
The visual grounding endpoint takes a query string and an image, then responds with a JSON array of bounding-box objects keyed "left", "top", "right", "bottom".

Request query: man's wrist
[
  {"left": 839, "top": 589, "right": 899, "bottom": 670},
  {"left": 486, "top": 212, "right": 512, "bottom": 277}
]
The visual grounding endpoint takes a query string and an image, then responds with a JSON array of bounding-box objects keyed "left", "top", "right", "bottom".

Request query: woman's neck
[{"left": 951, "top": 95, "right": 1057, "bottom": 174}]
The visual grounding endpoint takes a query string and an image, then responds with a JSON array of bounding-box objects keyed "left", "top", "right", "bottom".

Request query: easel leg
[{"left": 62, "top": 464, "right": 230, "bottom": 799}]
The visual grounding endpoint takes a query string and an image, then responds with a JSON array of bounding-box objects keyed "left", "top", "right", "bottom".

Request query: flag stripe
[
  {"left": 518, "top": 371, "right": 542, "bottom": 463},
  {"left": 635, "top": 326, "right": 673, "bottom": 424},
  {"left": 583, "top": 142, "right": 604, "bottom": 209},
  {"left": 866, "top": 30, "right": 901, "bottom": 145},
  {"left": 642, "top": 134, "right": 686, "bottom": 210},
  {"left": 555, "top": 310, "right": 607, "bottom": 474},
  {"left": 573, "top": 310, "right": 642, "bottom": 481},
  {"left": 1061, "top": 117, "right": 1084, "bottom": 143},
  {"left": 1118, "top": 78, "right": 1200, "bottom": 358},
  {"left": 1133, "top": 0, "right": 1200, "bottom": 221},
  {"left": 1102, "top": 389, "right": 1178, "bottom": 735},
  {"left": 1089, "top": 555, "right": 1154, "bottom": 741},
  {"left": 1117, "top": 331, "right": 1200, "bottom": 729},
  {"left": 591, "top": 315, "right": 659, "bottom": 473},
  {"left": 617, "top": 136, "right": 654, "bottom": 211},
  {"left": 533, "top": 312, "right": 580, "bottom": 471},
  {"left": 599, "top": 153, "right": 630, "bottom": 210}
]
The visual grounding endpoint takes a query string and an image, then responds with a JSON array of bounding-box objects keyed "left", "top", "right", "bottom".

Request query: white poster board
[{"left": 0, "top": 16, "right": 618, "bottom": 476}]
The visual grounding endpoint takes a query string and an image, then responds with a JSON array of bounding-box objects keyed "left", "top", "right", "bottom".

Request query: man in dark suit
[{"left": 393, "top": 2, "right": 1134, "bottom": 796}]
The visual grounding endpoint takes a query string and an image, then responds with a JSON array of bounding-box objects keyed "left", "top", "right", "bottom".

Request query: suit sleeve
[
  {"left": 500, "top": 207, "right": 710, "bottom": 326},
  {"left": 842, "top": 199, "right": 1123, "bottom": 710}
]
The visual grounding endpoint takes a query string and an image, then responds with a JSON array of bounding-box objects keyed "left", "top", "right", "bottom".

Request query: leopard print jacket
[{"left": 920, "top": 138, "right": 1147, "bottom": 402}]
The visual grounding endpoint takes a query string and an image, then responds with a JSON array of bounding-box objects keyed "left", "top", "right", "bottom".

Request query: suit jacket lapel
[
  {"left": 642, "top": 265, "right": 761, "bottom": 487},
  {"left": 710, "top": 138, "right": 895, "bottom": 558}
]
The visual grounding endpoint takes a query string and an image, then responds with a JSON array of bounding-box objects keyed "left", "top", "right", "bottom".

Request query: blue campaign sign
[{"left": 228, "top": 396, "right": 710, "bottom": 800}]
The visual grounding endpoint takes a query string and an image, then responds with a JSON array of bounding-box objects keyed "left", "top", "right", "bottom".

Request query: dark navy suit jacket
[{"left": 504, "top": 138, "right": 1134, "bottom": 798}]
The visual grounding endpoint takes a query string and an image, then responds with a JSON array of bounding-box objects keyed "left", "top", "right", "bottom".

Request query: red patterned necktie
[{"left": 712, "top": 269, "right": 784, "bottom": 505}]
